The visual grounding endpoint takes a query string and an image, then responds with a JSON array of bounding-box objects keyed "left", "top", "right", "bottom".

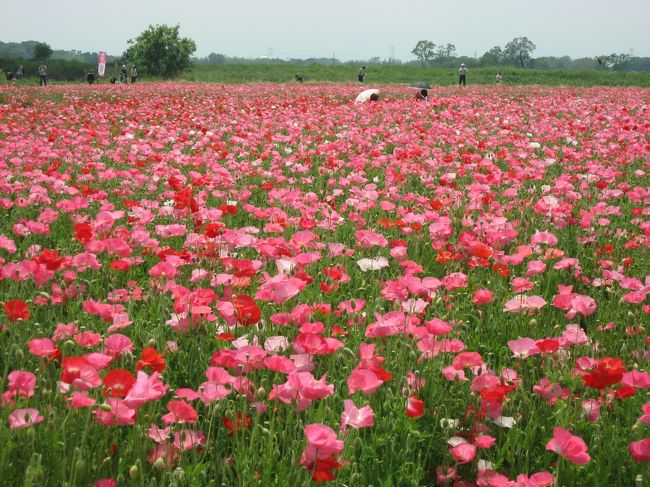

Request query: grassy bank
[
  {"left": 183, "top": 64, "right": 650, "bottom": 87},
  {"left": 3, "top": 63, "right": 649, "bottom": 87}
]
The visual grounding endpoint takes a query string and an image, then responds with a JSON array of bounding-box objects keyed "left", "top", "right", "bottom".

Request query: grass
[
  {"left": 182, "top": 64, "right": 650, "bottom": 87},
  {"left": 3, "top": 64, "right": 650, "bottom": 87}
]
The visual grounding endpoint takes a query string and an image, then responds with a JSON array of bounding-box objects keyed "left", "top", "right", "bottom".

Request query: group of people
[{"left": 4, "top": 63, "right": 138, "bottom": 86}]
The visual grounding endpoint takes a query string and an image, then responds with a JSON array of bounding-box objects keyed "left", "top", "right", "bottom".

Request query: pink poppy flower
[
  {"left": 629, "top": 438, "right": 650, "bottom": 462},
  {"left": 450, "top": 442, "right": 476, "bottom": 464},
  {"left": 123, "top": 371, "right": 168, "bottom": 409},
  {"left": 8, "top": 408, "right": 44, "bottom": 429},
  {"left": 545, "top": 427, "right": 591, "bottom": 465},
  {"left": 472, "top": 290, "right": 494, "bottom": 305},
  {"left": 347, "top": 369, "right": 383, "bottom": 395},
  {"left": 340, "top": 400, "right": 374, "bottom": 432}
]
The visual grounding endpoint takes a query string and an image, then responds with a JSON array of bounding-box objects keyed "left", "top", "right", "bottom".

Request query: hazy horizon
[{"left": 1, "top": 0, "right": 649, "bottom": 61}]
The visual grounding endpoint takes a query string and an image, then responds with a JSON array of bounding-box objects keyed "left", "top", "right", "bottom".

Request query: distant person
[
  {"left": 496, "top": 73, "right": 503, "bottom": 85},
  {"left": 415, "top": 89, "right": 429, "bottom": 100},
  {"left": 369, "top": 92, "right": 379, "bottom": 101},
  {"left": 38, "top": 63, "right": 48, "bottom": 86},
  {"left": 458, "top": 63, "right": 467, "bottom": 86},
  {"left": 130, "top": 65, "right": 138, "bottom": 83},
  {"left": 6, "top": 71, "right": 14, "bottom": 82},
  {"left": 16, "top": 65, "right": 24, "bottom": 80},
  {"left": 120, "top": 65, "right": 128, "bottom": 83},
  {"left": 109, "top": 76, "right": 117, "bottom": 84},
  {"left": 294, "top": 74, "right": 304, "bottom": 83},
  {"left": 86, "top": 71, "right": 96, "bottom": 85},
  {"left": 358, "top": 66, "right": 366, "bottom": 83}
]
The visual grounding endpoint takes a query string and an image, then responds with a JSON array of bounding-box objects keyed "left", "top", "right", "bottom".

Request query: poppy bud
[
  {"left": 129, "top": 465, "right": 139, "bottom": 479},
  {"left": 99, "top": 403, "right": 112, "bottom": 411},
  {"left": 74, "top": 459, "right": 85, "bottom": 477},
  {"left": 153, "top": 457, "right": 166, "bottom": 470},
  {"left": 15, "top": 348, "right": 24, "bottom": 361},
  {"left": 173, "top": 468, "right": 185, "bottom": 480},
  {"left": 256, "top": 387, "right": 266, "bottom": 399},
  {"left": 529, "top": 319, "right": 537, "bottom": 327},
  {"left": 636, "top": 475, "right": 644, "bottom": 487}
]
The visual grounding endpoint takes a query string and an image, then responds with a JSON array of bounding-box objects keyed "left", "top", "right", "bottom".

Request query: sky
[{"left": 1, "top": 0, "right": 649, "bottom": 61}]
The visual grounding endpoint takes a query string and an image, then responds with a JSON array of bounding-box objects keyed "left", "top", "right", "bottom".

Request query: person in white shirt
[
  {"left": 458, "top": 63, "right": 467, "bottom": 86},
  {"left": 496, "top": 73, "right": 503, "bottom": 85}
]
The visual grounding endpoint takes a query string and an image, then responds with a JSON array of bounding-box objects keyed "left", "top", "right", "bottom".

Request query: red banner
[{"left": 98, "top": 51, "right": 107, "bottom": 77}]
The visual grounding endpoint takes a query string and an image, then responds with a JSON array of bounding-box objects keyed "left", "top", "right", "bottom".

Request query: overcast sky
[{"left": 1, "top": 0, "right": 649, "bottom": 60}]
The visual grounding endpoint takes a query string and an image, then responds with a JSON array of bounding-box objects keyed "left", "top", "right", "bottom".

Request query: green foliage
[
  {"left": 411, "top": 40, "right": 436, "bottom": 67},
  {"left": 480, "top": 46, "right": 504, "bottom": 67},
  {"left": 183, "top": 63, "right": 650, "bottom": 87},
  {"left": 596, "top": 53, "right": 631, "bottom": 71},
  {"left": 32, "top": 42, "right": 53, "bottom": 61},
  {"left": 123, "top": 24, "right": 196, "bottom": 78},
  {"left": 0, "top": 57, "right": 93, "bottom": 82},
  {"left": 503, "top": 37, "right": 537, "bottom": 68}
]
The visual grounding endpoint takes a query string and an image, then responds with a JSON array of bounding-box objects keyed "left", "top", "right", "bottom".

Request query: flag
[{"left": 98, "top": 52, "right": 107, "bottom": 77}]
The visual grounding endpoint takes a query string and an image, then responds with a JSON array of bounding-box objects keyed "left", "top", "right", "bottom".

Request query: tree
[
  {"left": 123, "top": 24, "right": 196, "bottom": 78},
  {"left": 32, "top": 42, "right": 53, "bottom": 61},
  {"left": 435, "top": 43, "right": 456, "bottom": 65},
  {"left": 207, "top": 53, "right": 227, "bottom": 65},
  {"left": 480, "top": 46, "right": 503, "bottom": 66},
  {"left": 502, "top": 37, "right": 536, "bottom": 68},
  {"left": 411, "top": 40, "right": 436, "bottom": 66},
  {"left": 597, "top": 53, "right": 630, "bottom": 71}
]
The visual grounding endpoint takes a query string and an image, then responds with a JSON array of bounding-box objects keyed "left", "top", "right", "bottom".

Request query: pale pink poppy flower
[
  {"left": 8, "top": 408, "right": 44, "bottom": 429},
  {"left": 545, "top": 427, "right": 591, "bottom": 465},
  {"left": 340, "top": 400, "right": 374, "bottom": 432}
]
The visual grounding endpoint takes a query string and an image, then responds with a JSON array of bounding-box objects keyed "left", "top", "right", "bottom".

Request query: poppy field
[{"left": 0, "top": 83, "right": 649, "bottom": 486}]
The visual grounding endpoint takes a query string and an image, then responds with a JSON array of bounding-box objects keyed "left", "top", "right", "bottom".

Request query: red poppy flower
[
  {"left": 102, "top": 369, "right": 136, "bottom": 398},
  {"left": 35, "top": 249, "right": 65, "bottom": 270},
  {"left": 583, "top": 357, "right": 626, "bottom": 389},
  {"left": 204, "top": 222, "right": 225, "bottom": 238},
  {"left": 223, "top": 412, "right": 252, "bottom": 435},
  {"left": 73, "top": 223, "right": 94, "bottom": 243},
  {"left": 4, "top": 300, "right": 30, "bottom": 322},
  {"left": 135, "top": 347, "right": 167, "bottom": 373},
  {"left": 231, "top": 295, "right": 261, "bottom": 326}
]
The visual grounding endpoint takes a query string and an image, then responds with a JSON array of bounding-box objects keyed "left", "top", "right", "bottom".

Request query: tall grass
[{"left": 183, "top": 64, "right": 650, "bottom": 87}]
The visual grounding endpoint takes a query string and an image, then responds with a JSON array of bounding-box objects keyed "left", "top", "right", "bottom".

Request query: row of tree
[
  {"left": 413, "top": 37, "right": 537, "bottom": 68},
  {"left": 2, "top": 27, "right": 648, "bottom": 78}
]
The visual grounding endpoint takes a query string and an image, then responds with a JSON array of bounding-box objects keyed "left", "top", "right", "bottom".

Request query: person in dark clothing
[
  {"left": 294, "top": 74, "right": 304, "bottom": 83},
  {"left": 130, "top": 65, "right": 137, "bottom": 83},
  {"left": 86, "top": 72, "right": 96, "bottom": 85},
  {"left": 120, "top": 65, "right": 128, "bottom": 83},
  {"left": 358, "top": 66, "right": 366, "bottom": 83},
  {"left": 110, "top": 76, "right": 117, "bottom": 84},
  {"left": 415, "top": 89, "right": 429, "bottom": 100},
  {"left": 38, "top": 64, "right": 48, "bottom": 86}
]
